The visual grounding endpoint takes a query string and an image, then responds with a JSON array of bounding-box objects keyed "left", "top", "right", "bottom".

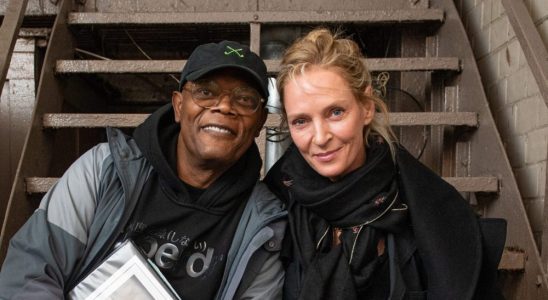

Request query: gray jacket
[{"left": 0, "top": 128, "right": 286, "bottom": 299}]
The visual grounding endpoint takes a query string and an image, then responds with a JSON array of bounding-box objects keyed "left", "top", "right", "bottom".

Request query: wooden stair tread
[
  {"left": 55, "top": 58, "right": 461, "bottom": 74},
  {"left": 22, "top": 175, "right": 518, "bottom": 272},
  {"left": 25, "top": 176, "right": 498, "bottom": 194},
  {"left": 42, "top": 112, "right": 478, "bottom": 128},
  {"left": 498, "top": 248, "right": 526, "bottom": 271},
  {"left": 68, "top": 9, "right": 444, "bottom": 25},
  {"left": 443, "top": 177, "right": 498, "bottom": 193}
]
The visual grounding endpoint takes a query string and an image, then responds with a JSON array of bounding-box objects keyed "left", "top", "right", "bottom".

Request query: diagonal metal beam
[
  {"left": 501, "top": 0, "right": 548, "bottom": 108},
  {"left": 540, "top": 149, "right": 548, "bottom": 280},
  {"left": 0, "top": 0, "right": 29, "bottom": 99},
  {"left": 0, "top": 0, "right": 74, "bottom": 262}
]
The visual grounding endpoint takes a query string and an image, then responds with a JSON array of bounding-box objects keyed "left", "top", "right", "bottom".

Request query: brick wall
[
  {"left": 457, "top": 0, "right": 548, "bottom": 246},
  {"left": 0, "top": 39, "right": 35, "bottom": 208}
]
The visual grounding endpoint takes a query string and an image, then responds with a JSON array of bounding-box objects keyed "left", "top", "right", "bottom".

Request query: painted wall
[{"left": 457, "top": 0, "right": 548, "bottom": 246}]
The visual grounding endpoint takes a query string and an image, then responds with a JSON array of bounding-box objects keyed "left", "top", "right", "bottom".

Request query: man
[{"left": 0, "top": 41, "right": 286, "bottom": 299}]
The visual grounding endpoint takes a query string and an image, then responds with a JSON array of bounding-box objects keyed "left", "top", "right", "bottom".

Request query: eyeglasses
[{"left": 182, "top": 80, "right": 265, "bottom": 115}]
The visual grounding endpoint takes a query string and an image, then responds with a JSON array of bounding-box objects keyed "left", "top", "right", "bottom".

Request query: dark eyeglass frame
[{"left": 181, "top": 80, "right": 265, "bottom": 115}]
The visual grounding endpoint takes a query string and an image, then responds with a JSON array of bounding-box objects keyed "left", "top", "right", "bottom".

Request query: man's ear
[
  {"left": 255, "top": 108, "right": 268, "bottom": 137},
  {"left": 172, "top": 91, "right": 183, "bottom": 123},
  {"left": 363, "top": 86, "right": 375, "bottom": 126}
]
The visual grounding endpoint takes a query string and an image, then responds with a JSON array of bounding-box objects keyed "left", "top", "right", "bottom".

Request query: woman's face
[{"left": 283, "top": 66, "right": 375, "bottom": 181}]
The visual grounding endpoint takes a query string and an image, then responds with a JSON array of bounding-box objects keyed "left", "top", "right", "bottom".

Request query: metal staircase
[{"left": 1, "top": 0, "right": 546, "bottom": 298}]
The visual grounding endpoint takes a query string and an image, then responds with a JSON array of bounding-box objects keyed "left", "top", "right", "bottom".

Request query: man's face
[{"left": 172, "top": 69, "right": 267, "bottom": 170}]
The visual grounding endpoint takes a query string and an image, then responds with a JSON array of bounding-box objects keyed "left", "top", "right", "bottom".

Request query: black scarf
[
  {"left": 267, "top": 139, "right": 506, "bottom": 300},
  {"left": 266, "top": 139, "right": 409, "bottom": 300}
]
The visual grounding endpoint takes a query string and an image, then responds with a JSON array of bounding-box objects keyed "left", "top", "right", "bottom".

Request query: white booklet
[{"left": 68, "top": 240, "right": 181, "bottom": 300}]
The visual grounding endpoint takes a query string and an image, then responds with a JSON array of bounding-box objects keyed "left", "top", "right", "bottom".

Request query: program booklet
[{"left": 68, "top": 240, "right": 181, "bottom": 300}]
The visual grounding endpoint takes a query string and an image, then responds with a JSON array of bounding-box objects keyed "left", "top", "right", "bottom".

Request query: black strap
[
  {"left": 234, "top": 219, "right": 287, "bottom": 299},
  {"left": 234, "top": 248, "right": 272, "bottom": 299}
]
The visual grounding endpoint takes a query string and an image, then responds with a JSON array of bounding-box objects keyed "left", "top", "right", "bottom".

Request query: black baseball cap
[{"left": 178, "top": 40, "right": 269, "bottom": 99}]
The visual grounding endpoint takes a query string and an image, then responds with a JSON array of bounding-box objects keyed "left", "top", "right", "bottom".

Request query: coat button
[{"left": 120, "top": 150, "right": 128, "bottom": 159}]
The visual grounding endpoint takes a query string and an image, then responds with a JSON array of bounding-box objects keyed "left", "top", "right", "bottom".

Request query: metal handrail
[{"left": 0, "top": 0, "right": 29, "bottom": 99}]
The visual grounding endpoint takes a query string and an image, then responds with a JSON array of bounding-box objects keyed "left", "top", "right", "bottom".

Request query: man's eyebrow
[
  {"left": 239, "top": 84, "right": 259, "bottom": 90},
  {"left": 193, "top": 78, "right": 213, "bottom": 84}
]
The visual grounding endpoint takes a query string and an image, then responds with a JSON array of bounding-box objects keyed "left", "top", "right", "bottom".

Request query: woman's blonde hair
[{"left": 277, "top": 28, "right": 397, "bottom": 156}]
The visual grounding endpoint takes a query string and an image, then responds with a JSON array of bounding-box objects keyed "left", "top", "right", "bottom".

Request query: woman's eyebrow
[{"left": 286, "top": 112, "right": 306, "bottom": 119}]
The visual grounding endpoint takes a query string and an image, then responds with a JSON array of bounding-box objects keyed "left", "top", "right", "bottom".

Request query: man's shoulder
[
  {"left": 249, "top": 181, "right": 284, "bottom": 209},
  {"left": 243, "top": 182, "right": 287, "bottom": 229},
  {"left": 105, "top": 127, "right": 144, "bottom": 161}
]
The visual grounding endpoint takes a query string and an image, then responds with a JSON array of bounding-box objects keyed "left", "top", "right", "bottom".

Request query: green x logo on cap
[{"left": 224, "top": 46, "right": 244, "bottom": 58}]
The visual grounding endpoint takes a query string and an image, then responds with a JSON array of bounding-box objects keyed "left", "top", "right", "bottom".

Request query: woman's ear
[
  {"left": 365, "top": 85, "right": 373, "bottom": 96},
  {"left": 363, "top": 86, "right": 375, "bottom": 126}
]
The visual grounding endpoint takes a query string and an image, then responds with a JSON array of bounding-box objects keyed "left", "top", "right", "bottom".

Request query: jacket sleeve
[
  {"left": 0, "top": 143, "right": 111, "bottom": 299},
  {"left": 238, "top": 251, "right": 284, "bottom": 300}
]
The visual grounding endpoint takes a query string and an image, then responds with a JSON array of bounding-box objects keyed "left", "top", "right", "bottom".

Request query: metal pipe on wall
[{"left": 261, "top": 27, "right": 299, "bottom": 172}]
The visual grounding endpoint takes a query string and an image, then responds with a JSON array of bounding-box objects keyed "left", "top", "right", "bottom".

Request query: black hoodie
[{"left": 127, "top": 103, "right": 263, "bottom": 299}]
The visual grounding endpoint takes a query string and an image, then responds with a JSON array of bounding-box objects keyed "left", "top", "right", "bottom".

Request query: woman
[{"left": 264, "top": 28, "right": 505, "bottom": 300}]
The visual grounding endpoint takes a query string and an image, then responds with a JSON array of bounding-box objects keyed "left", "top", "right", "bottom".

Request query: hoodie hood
[{"left": 133, "top": 103, "right": 262, "bottom": 213}]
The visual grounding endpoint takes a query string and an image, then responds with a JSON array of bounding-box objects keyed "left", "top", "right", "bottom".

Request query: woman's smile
[{"left": 312, "top": 147, "right": 342, "bottom": 162}]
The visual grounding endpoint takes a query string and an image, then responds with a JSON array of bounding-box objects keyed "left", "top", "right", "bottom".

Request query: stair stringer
[
  {"left": 433, "top": 0, "right": 548, "bottom": 298},
  {"left": 0, "top": 0, "right": 75, "bottom": 261}
]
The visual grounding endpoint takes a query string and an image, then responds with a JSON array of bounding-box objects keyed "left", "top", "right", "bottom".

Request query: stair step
[
  {"left": 55, "top": 58, "right": 461, "bottom": 74},
  {"left": 25, "top": 176, "right": 498, "bottom": 194},
  {"left": 388, "top": 112, "right": 477, "bottom": 126},
  {"left": 67, "top": 9, "right": 444, "bottom": 25},
  {"left": 19, "top": 176, "right": 524, "bottom": 272},
  {"left": 21, "top": 175, "right": 518, "bottom": 272},
  {"left": 26, "top": 178, "right": 58, "bottom": 194},
  {"left": 43, "top": 113, "right": 148, "bottom": 128},
  {"left": 443, "top": 177, "right": 498, "bottom": 193},
  {"left": 42, "top": 112, "right": 478, "bottom": 129},
  {"left": 498, "top": 248, "right": 526, "bottom": 271}
]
